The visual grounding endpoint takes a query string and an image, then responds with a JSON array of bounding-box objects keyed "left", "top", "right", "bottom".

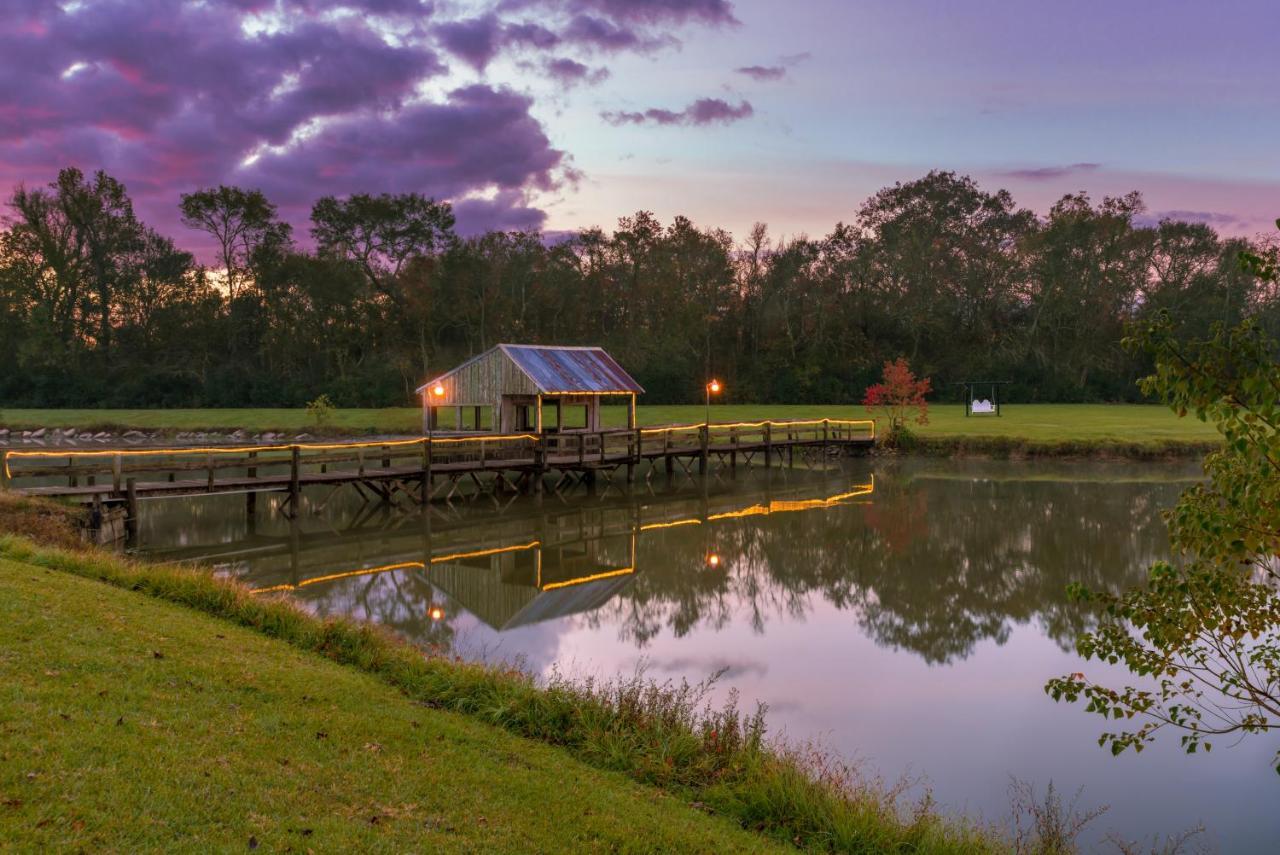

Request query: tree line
[{"left": 1, "top": 167, "right": 1276, "bottom": 408}]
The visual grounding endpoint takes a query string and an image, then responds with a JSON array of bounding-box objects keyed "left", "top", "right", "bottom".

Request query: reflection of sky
[{"left": 140, "top": 459, "right": 1275, "bottom": 849}]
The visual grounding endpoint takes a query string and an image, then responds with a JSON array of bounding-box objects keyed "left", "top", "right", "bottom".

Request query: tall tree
[
  {"left": 310, "top": 193, "right": 456, "bottom": 294},
  {"left": 179, "top": 186, "right": 291, "bottom": 301}
]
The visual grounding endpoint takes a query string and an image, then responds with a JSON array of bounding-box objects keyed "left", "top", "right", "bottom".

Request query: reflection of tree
[
  {"left": 297, "top": 569, "right": 458, "bottom": 653},
  {"left": 591, "top": 471, "right": 1176, "bottom": 664}
]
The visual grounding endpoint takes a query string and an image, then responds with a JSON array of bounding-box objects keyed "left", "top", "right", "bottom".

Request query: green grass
[
  {"left": 0, "top": 552, "right": 785, "bottom": 853},
  {"left": 0, "top": 497, "right": 1008, "bottom": 854},
  {"left": 0, "top": 403, "right": 1220, "bottom": 448}
]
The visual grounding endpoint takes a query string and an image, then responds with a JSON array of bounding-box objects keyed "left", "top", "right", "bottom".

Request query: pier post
[
  {"left": 112, "top": 454, "right": 122, "bottom": 496},
  {"left": 288, "top": 445, "right": 300, "bottom": 516},
  {"left": 0, "top": 451, "right": 8, "bottom": 490},
  {"left": 533, "top": 434, "right": 546, "bottom": 497},
  {"left": 729, "top": 426, "right": 737, "bottom": 477},
  {"left": 698, "top": 425, "right": 709, "bottom": 475},
  {"left": 125, "top": 478, "right": 138, "bottom": 546},
  {"left": 822, "top": 419, "right": 829, "bottom": 465},
  {"left": 628, "top": 427, "right": 641, "bottom": 484},
  {"left": 763, "top": 422, "right": 772, "bottom": 468},
  {"left": 247, "top": 450, "right": 257, "bottom": 479},
  {"left": 420, "top": 439, "right": 432, "bottom": 505}
]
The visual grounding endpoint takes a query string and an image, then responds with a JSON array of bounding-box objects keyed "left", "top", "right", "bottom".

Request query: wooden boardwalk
[{"left": 2, "top": 419, "right": 874, "bottom": 528}]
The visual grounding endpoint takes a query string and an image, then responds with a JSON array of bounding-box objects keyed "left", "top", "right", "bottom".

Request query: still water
[{"left": 136, "top": 459, "right": 1276, "bottom": 851}]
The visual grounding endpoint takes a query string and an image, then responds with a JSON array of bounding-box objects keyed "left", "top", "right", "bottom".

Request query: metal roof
[
  {"left": 500, "top": 344, "right": 643, "bottom": 394},
  {"left": 418, "top": 344, "right": 643, "bottom": 395}
]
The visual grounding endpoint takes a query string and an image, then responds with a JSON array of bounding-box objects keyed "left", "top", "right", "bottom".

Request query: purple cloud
[
  {"left": 602, "top": 98, "right": 753, "bottom": 126},
  {"left": 562, "top": 14, "right": 654, "bottom": 51},
  {"left": 436, "top": 14, "right": 507, "bottom": 71},
  {"left": 545, "top": 58, "right": 611, "bottom": 87},
  {"left": 453, "top": 189, "right": 548, "bottom": 233},
  {"left": 736, "top": 64, "right": 786, "bottom": 81},
  {"left": 240, "top": 84, "right": 563, "bottom": 219},
  {"left": 735, "top": 51, "right": 809, "bottom": 81},
  {"left": 568, "top": 0, "right": 737, "bottom": 26},
  {"left": 435, "top": 15, "right": 562, "bottom": 71},
  {"left": 0, "top": 0, "right": 573, "bottom": 259},
  {"left": 1148, "top": 210, "right": 1243, "bottom": 227},
  {"left": 1000, "top": 162, "right": 1102, "bottom": 181}
]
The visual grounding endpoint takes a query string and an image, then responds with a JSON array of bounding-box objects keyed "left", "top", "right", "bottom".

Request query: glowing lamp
[
  {"left": 431, "top": 383, "right": 445, "bottom": 397},
  {"left": 429, "top": 606, "right": 445, "bottom": 621},
  {"left": 707, "top": 380, "right": 722, "bottom": 394},
  {"left": 706, "top": 553, "right": 721, "bottom": 568}
]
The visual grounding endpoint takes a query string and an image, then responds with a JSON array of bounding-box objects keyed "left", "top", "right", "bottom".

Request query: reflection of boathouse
[{"left": 425, "top": 531, "right": 636, "bottom": 630}]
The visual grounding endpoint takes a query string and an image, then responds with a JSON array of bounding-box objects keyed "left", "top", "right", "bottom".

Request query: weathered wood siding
[{"left": 427, "top": 349, "right": 539, "bottom": 408}]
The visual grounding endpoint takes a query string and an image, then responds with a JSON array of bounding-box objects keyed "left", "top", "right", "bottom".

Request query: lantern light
[
  {"left": 431, "top": 382, "right": 445, "bottom": 397},
  {"left": 706, "top": 553, "right": 721, "bottom": 568},
  {"left": 429, "top": 606, "right": 445, "bottom": 621},
  {"left": 708, "top": 379, "right": 722, "bottom": 394}
]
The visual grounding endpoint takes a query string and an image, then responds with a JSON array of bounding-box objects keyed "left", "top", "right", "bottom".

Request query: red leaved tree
[{"left": 863, "top": 358, "right": 932, "bottom": 441}]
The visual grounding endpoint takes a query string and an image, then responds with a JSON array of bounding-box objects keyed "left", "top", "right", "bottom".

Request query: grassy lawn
[
  {"left": 0, "top": 403, "right": 1219, "bottom": 446},
  {"left": 0, "top": 554, "right": 782, "bottom": 853}
]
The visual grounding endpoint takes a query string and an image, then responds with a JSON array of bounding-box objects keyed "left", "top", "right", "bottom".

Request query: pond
[{"left": 135, "top": 458, "right": 1276, "bottom": 851}]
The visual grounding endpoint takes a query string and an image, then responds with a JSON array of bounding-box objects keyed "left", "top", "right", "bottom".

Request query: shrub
[
  {"left": 305, "top": 393, "right": 335, "bottom": 429},
  {"left": 863, "top": 357, "right": 932, "bottom": 446}
]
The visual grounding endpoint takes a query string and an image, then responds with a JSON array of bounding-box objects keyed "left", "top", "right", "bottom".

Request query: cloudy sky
[{"left": 4, "top": 0, "right": 1277, "bottom": 256}]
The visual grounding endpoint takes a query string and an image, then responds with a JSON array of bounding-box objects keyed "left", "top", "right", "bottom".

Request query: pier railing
[{"left": 1, "top": 418, "right": 874, "bottom": 494}]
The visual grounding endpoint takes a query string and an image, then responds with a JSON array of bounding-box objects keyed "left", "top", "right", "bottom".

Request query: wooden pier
[{"left": 1, "top": 419, "right": 874, "bottom": 527}]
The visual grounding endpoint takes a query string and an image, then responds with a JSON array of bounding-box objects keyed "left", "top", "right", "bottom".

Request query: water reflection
[{"left": 139, "top": 461, "right": 1182, "bottom": 665}]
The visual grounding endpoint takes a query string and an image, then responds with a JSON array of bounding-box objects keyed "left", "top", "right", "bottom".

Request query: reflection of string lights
[
  {"left": 247, "top": 480, "right": 873, "bottom": 595},
  {"left": 540, "top": 567, "right": 635, "bottom": 591}
]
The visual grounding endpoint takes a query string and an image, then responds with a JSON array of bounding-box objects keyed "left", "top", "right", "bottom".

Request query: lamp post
[{"left": 704, "top": 378, "right": 722, "bottom": 426}]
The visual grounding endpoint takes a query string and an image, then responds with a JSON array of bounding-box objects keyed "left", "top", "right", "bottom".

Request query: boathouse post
[
  {"left": 112, "top": 453, "right": 122, "bottom": 495},
  {"left": 0, "top": 451, "right": 9, "bottom": 489}
]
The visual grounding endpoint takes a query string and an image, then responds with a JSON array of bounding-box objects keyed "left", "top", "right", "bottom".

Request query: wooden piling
[
  {"left": 698, "top": 425, "right": 709, "bottom": 475},
  {"left": 125, "top": 478, "right": 138, "bottom": 545},
  {"left": 289, "top": 445, "right": 301, "bottom": 515}
]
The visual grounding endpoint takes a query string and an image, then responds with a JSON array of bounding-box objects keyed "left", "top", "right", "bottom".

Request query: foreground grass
[
  {"left": 0, "top": 403, "right": 1219, "bottom": 450},
  {"left": 0, "top": 555, "right": 785, "bottom": 853},
  {"left": 0, "top": 496, "right": 1004, "bottom": 853}
]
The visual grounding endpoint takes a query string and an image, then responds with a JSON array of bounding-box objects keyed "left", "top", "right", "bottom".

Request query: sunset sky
[{"left": 4, "top": 0, "right": 1277, "bottom": 257}]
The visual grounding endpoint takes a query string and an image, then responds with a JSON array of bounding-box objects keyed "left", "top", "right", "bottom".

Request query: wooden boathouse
[{"left": 418, "top": 344, "right": 643, "bottom": 434}]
